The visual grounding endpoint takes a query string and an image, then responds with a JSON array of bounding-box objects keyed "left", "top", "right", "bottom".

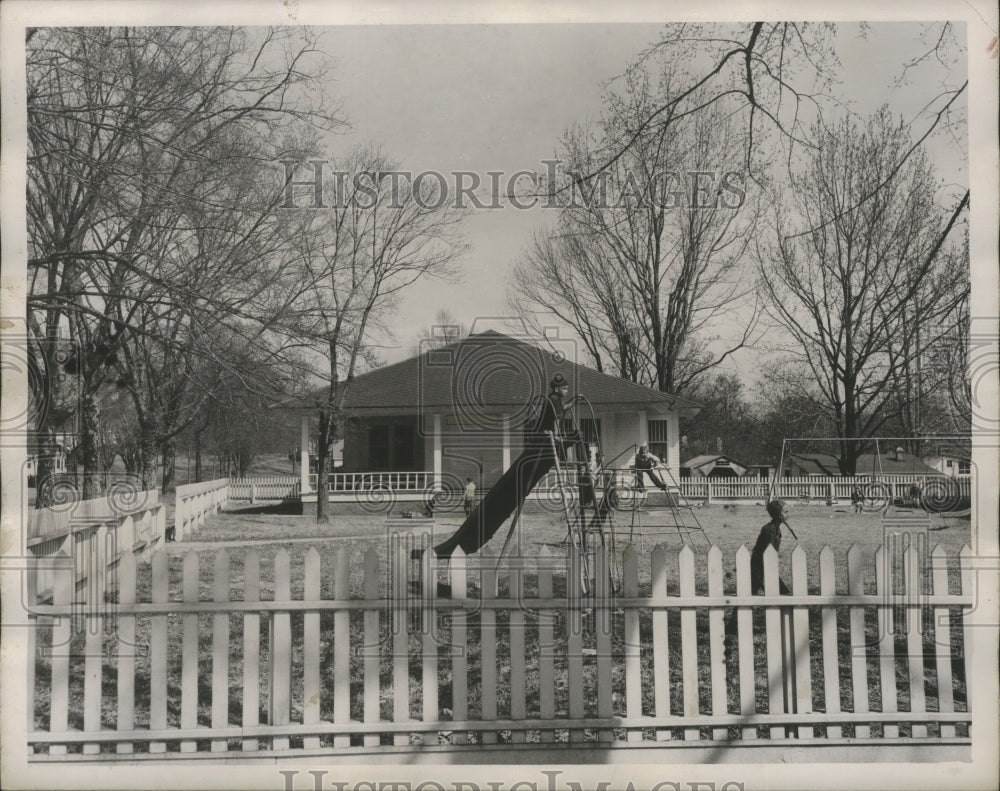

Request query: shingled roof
[
  {"left": 279, "top": 330, "right": 700, "bottom": 416},
  {"left": 785, "top": 450, "right": 941, "bottom": 476}
]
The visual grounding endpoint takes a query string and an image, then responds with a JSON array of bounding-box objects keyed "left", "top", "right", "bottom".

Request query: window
[
  {"left": 580, "top": 418, "right": 602, "bottom": 444},
  {"left": 647, "top": 419, "right": 669, "bottom": 463},
  {"left": 958, "top": 459, "right": 971, "bottom": 475}
]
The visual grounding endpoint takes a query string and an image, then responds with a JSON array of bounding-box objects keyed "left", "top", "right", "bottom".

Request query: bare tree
[
  {"left": 410, "top": 309, "right": 468, "bottom": 355},
  {"left": 26, "top": 26, "right": 341, "bottom": 500},
  {"left": 757, "top": 108, "right": 969, "bottom": 473},
  {"left": 509, "top": 79, "right": 761, "bottom": 394},
  {"left": 282, "top": 147, "right": 467, "bottom": 523}
]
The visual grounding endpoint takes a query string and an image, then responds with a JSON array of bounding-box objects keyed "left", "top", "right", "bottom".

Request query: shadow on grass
[{"left": 224, "top": 500, "right": 303, "bottom": 516}]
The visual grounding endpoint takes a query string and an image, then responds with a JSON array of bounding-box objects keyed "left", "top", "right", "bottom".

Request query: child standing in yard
[
  {"left": 463, "top": 477, "right": 476, "bottom": 516},
  {"left": 750, "top": 499, "right": 793, "bottom": 595},
  {"left": 851, "top": 485, "right": 865, "bottom": 513},
  {"left": 725, "top": 499, "right": 793, "bottom": 636}
]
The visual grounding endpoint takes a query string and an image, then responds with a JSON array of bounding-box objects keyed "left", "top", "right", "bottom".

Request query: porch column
[
  {"left": 638, "top": 411, "right": 648, "bottom": 447},
  {"left": 433, "top": 414, "right": 442, "bottom": 488},
  {"left": 502, "top": 413, "right": 511, "bottom": 472},
  {"left": 667, "top": 412, "right": 680, "bottom": 471},
  {"left": 300, "top": 415, "right": 310, "bottom": 494}
]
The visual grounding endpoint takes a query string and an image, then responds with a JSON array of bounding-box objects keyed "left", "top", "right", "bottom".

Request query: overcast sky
[{"left": 311, "top": 22, "right": 969, "bottom": 377}]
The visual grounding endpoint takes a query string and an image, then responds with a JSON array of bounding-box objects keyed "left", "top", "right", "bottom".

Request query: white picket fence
[
  {"left": 679, "top": 475, "right": 972, "bottom": 506},
  {"left": 173, "top": 479, "right": 229, "bottom": 541},
  {"left": 27, "top": 538, "right": 972, "bottom": 762},
  {"left": 27, "top": 490, "right": 166, "bottom": 605},
  {"left": 226, "top": 476, "right": 301, "bottom": 503}
]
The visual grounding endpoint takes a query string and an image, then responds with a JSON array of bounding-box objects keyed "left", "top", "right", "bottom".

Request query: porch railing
[{"left": 308, "top": 471, "right": 433, "bottom": 493}]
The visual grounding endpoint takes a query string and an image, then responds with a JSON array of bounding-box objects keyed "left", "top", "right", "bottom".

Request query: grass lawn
[{"left": 31, "top": 503, "right": 973, "bottom": 753}]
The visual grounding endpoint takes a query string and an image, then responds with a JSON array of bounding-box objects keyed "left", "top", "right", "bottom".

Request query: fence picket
[
  {"left": 651, "top": 545, "right": 670, "bottom": 741},
  {"left": 450, "top": 549, "right": 469, "bottom": 745},
  {"left": 334, "top": 548, "right": 352, "bottom": 748},
  {"left": 596, "top": 547, "right": 613, "bottom": 742},
  {"left": 242, "top": 551, "right": 261, "bottom": 751},
  {"left": 211, "top": 551, "right": 231, "bottom": 752},
  {"left": 116, "top": 551, "right": 137, "bottom": 754},
  {"left": 679, "top": 545, "right": 699, "bottom": 741},
  {"left": 420, "top": 547, "right": 438, "bottom": 746},
  {"left": 362, "top": 548, "right": 381, "bottom": 747},
  {"left": 566, "top": 546, "right": 585, "bottom": 743},
  {"left": 762, "top": 546, "right": 785, "bottom": 739},
  {"left": 509, "top": 561, "right": 527, "bottom": 744},
  {"left": 270, "top": 549, "right": 292, "bottom": 751},
  {"left": 735, "top": 546, "right": 755, "bottom": 740},
  {"left": 707, "top": 546, "right": 727, "bottom": 741},
  {"left": 819, "top": 547, "right": 841, "bottom": 739},
  {"left": 481, "top": 549, "right": 498, "bottom": 745},
  {"left": 904, "top": 545, "right": 927, "bottom": 738},
  {"left": 83, "top": 526, "right": 108, "bottom": 754},
  {"left": 180, "top": 551, "right": 200, "bottom": 752},
  {"left": 537, "top": 546, "right": 555, "bottom": 744},
  {"left": 931, "top": 545, "right": 955, "bottom": 738},
  {"left": 847, "top": 544, "right": 871, "bottom": 738},
  {"left": 875, "top": 545, "right": 899, "bottom": 738},
  {"left": 391, "top": 541, "right": 409, "bottom": 746},
  {"left": 623, "top": 546, "right": 641, "bottom": 743},
  {"left": 48, "top": 547, "right": 72, "bottom": 756},
  {"left": 960, "top": 545, "right": 973, "bottom": 722},
  {"left": 303, "top": 548, "right": 321, "bottom": 750},
  {"left": 790, "top": 546, "right": 813, "bottom": 739},
  {"left": 149, "top": 550, "right": 168, "bottom": 753}
]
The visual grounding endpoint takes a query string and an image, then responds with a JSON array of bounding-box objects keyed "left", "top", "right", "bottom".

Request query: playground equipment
[
  {"left": 772, "top": 436, "right": 971, "bottom": 515},
  {"left": 431, "top": 392, "right": 708, "bottom": 593}
]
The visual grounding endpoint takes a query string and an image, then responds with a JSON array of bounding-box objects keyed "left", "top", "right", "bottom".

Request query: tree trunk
[
  {"left": 315, "top": 408, "right": 331, "bottom": 524},
  {"left": 33, "top": 428, "right": 59, "bottom": 508},
  {"left": 194, "top": 431, "right": 203, "bottom": 483},
  {"left": 160, "top": 440, "right": 175, "bottom": 494},
  {"left": 78, "top": 391, "right": 102, "bottom": 500},
  {"left": 138, "top": 432, "right": 158, "bottom": 490}
]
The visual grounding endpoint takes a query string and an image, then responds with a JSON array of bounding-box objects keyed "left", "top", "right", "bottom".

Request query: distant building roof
[
  {"left": 276, "top": 331, "right": 701, "bottom": 417},
  {"left": 785, "top": 450, "right": 941, "bottom": 476},
  {"left": 681, "top": 453, "right": 751, "bottom": 476}
]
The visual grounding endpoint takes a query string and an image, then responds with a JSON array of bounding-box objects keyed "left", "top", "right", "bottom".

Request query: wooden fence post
[
  {"left": 242, "top": 551, "right": 261, "bottom": 752},
  {"left": 181, "top": 551, "right": 200, "bottom": 753},
  {"left": 536, "top": 546, "right": 555, "bottom": 745},
  {"left": 363, "top": 547, "right": 382, "bottom": 748},
  {"left": 791, "top": 546, "right": 813, "bottom": 738},
  {"left": 334, "top": 548, "right": 351, "bottom": 748},
  {"left": 212, "top": 551, "right": 232, "bottom": 753},
  {"left": 651, "top": 545, "right": 671, "bottom": 742},
  {"left": 270, "top": 549, "right": 292, "bottom": 750},
  {"left": 707, "top": 546, "right": 728, "bottom": 741},
  {"left": 149, "top": 550, "right": 169, "bottom": 754},
  {"left": 392, "top": 539, "right": 409, "bottom": 746},
  {"left": 763, "top": 546, "right": 786, "bottom": 739},
  {"left": 302, "top": 548, "right": 321, "bottom": 750}
]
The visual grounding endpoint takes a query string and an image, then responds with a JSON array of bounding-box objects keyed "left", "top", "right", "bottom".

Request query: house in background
[
  {"left": 278, "top": 330, "right": 701, "bottom": 514},
  {"left": 924, "top": 452, "right": 972, "bottom": 478},
  {"left": 25, "top": 433, "right": 68, "bottom": 486},
  {"left": 680, "top": 454, "right": 774, "bottom": 480},
  {"left": 682, "top": 453, "right": 748, "bottom": 478},
  {"left": 782, "top": 448, "right": 941, "bottom": 477}
]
